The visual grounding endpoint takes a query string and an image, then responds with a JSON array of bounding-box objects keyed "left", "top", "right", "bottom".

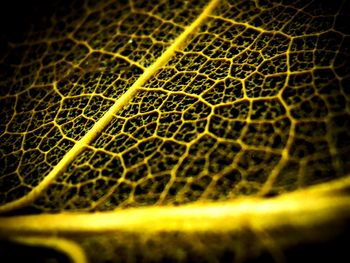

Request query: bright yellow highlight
[{"left": 1, "top": 176, "right": 348, "bottom": 234}]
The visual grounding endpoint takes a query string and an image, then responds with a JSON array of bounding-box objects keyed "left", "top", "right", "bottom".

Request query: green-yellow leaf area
[
  {"left": 0, "top": 0, "right": 209, "bottom": 211},
  {"left": 1, "top": 0, "right": 350, "bottom": 214}
]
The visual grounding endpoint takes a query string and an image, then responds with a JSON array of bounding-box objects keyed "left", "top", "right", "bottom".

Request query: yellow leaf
[{"left": 0, "top": 0, "right": 349, "bottom": 262}]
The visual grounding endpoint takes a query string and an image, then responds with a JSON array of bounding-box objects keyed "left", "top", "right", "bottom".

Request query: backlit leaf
[{"left": 0, "top": 0, "right": 349, "bottom": 262}]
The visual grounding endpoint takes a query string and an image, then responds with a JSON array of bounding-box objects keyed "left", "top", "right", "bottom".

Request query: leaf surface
[{"left": 0, "top": 0, "right": 350, "bottom": 262}]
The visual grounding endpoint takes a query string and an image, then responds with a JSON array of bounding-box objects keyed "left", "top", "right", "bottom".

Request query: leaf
[{"left": 0, "top": 0, "right": 350, "bottom": 262}]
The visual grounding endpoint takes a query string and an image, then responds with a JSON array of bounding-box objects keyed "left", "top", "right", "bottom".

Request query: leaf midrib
[
  {"left": 1, "top": 176, "right": 349, "bottom": 234},
  {"left": 0, "top": 0, "right": 220, "bottom": 214}
]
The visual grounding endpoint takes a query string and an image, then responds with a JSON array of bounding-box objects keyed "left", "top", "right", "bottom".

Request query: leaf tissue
[{"left": 0, "top": 0, "right": 349, "bottom": 262}]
